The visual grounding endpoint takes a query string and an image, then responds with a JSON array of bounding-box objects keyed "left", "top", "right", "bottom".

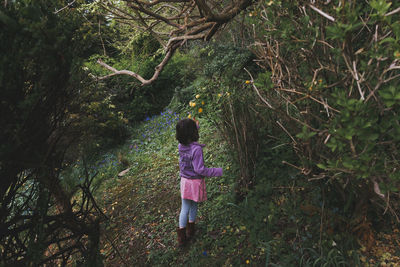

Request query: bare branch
[
  {"left": 308, "top": 4, "right": 335, "bottom": 22},
  {"left": 97, "top": 43, "right": 179, "bottom": 86},
  {"left": 54, "top": 0, "right": 76, "bottom": 14},
  {"left": 244, "top": 68, "right": 274, "bottom": 109},
  {"left": 95, "top": 0, "right": 251, "bottom": 85},
  {"left": 385, "top": 6, "right": 400, "bottom": 16}
]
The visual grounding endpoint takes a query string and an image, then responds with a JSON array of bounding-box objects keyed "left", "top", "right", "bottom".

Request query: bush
[{"left": 248, "top": 0, "right": 400, "bottom": 222}]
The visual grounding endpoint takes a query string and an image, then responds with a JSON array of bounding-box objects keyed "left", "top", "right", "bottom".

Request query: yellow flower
[
  {"left": 190, "top": 102, "right": 196, "bottom": 107},
  {"left": 309, "top": 86, "right": 313, "bottom": 91},
  {"left": 201, "top": 101, "right": 205, "bottom": 105},
  {"left": 218, "top": 93, "right": 222, "bottom": 97},
  {"left": 189, "top": 101, "right": 193, "bottom": 106},
  {"left": 267, "top": 0, "right": 273, "bottom": 6},
  {"left": 188, "top": 114, "right": 192, "bottom": 119},
  {"left": 226, "top": 92, "right": 230, "bottom": 96},
  {"left": 196, "top": 94, "right": 200, "bottom": 99},
  {"left": 246, "top": 260, "right": 250, "bottom": 264},
  {"left": 198, "top": 108, "right": 203, "bottom": 113},
  {"left": 318, "top": 79, "right": 323, "bottom": 84},
  {"left": 245, "top": 80, "right": 251, "bottom": 84}
]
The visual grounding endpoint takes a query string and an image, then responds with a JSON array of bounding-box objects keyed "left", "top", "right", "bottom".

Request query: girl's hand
[{"left": 193, "top": 117, "right": 200, "bottom": 129}]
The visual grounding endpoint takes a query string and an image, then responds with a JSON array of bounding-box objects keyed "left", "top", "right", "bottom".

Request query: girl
[{"left": 175, "top": 118, "right": 223, "bottom": 247}]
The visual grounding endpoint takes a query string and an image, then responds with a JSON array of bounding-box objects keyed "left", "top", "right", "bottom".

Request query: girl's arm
[{"left": 192, "top": 147, "right": 223, "bottom": 177}]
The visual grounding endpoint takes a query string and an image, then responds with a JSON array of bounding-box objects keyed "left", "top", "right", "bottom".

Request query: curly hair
[{"left": 176, "top": 118, "right": 199, "bottom": 145}]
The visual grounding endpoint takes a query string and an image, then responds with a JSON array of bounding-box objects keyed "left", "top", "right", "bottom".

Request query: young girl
[{"left": 175, "top": 118, "right": 223, "bottom": 247}]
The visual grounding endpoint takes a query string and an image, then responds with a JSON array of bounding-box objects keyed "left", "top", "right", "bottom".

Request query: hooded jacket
[{"left": 178, "top": 142, "right": 223, "bottom": 179}]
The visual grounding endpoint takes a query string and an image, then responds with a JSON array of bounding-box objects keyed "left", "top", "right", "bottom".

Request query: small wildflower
[
  {"left": 226, "top": 92, "right": 230, "bottom": 96},
  {"left": 201, "top": 101, "right": 205, "bottom": 105},
  {"left": 192, "top": 102, "right": 196, "bottom": 107},
  {"left": 245, "top": 80, "right": 251, "bottom": 84},
  {"left": 246, "top": 260, "right": 250, "bottom": 264},
  {"left": 196, "top": 94, "right": 200, "bottom": 99},
  {"left": 309, "top": 86, "right": 313, "bottom": 91},
  {"left": 188, "top": 114, "right": 192, "bottom": 119},
  {"left": 318, "top": 79, "right": 323, "bottom": 84},
  {"left": 198, "top": 108, "right": 203, "bottom": 113},
  {"left": 218, "top": 93, "right": 222, "bottom": 97},
  {"left": 267, "top": 0, "right": 273, "bottom": 6}
]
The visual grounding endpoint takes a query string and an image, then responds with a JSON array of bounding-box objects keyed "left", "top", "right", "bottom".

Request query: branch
[
  {"left": 308, "top": 4, "right": 335, "bottom": 22},
  {"left": 127, "top": 1, "right": 182, "bottom": 29},
  {"left": 96, "top": 43, "right": 179, "bottom": 86},
  {"left": 385, "top": 6, "right": 400, "bottom": 16},
  {"left": 244, "top": 68, "right": 274, "bottom": 109},
  {"left": 96, "top": 0, "right": 253, "bottom": 85},
  {"left": 54, "top": 0, "right": 76, "bottom": 14},
  {"left": 373, "top": 179, "right": 385, "bottom": 199}
]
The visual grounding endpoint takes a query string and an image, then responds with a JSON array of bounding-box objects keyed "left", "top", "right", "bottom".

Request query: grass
[
  {"left": 93, "top": 110, "right": 265, "bottom": 266},
  {"left": 87, "top": 109, "right": 399, "bottom": 266}
]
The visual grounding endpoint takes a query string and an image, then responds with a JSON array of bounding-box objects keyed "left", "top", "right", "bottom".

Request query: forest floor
[{"left": 94, "top": 111, "right": 400, "bottom": 266}]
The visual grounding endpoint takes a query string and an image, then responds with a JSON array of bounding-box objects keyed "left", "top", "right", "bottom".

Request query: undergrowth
[{"left": 84, "top": 110, "right": 399, "bottom": 266}]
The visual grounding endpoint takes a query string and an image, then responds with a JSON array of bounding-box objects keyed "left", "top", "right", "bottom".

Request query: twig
[
  {"left": 54, "top": 0, "right": 76, "bottom": 14},
  {"left": 353, "top": 60, "right": 365, "bottom": 100},
  {"left": 308, "top": 4, "right": 335, "bottom": 22},
  {"left": 103, "top": 231, "right": 130, "bottom": 266},
  {"left": 276, "top": 121, "right": 297, "bottom": 144},
  {"left": 243, "top": 68, "right": 274, "bottom": 109},
  {"left": 282, "top": 161, "right": 302, "bottom": 170},
  {"left": 385, "top": 6, "right": 400, "bottom": 16},
  {"left": 373, "top": 180, "right": 385, "bottom": 199},
  {"left": 98, "top": 19, "right": 107, "bottom": 57},
  {"left": 319, "top": 195, "right": 325, "bottom": 256}
]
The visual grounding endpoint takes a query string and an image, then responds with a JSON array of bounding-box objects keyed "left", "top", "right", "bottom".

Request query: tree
[
  {"left": 92, "top": 0, "right": 254, "bottom": 85},
  {"left": 0, "top": 1, "right": 103, "bottom": 265}
]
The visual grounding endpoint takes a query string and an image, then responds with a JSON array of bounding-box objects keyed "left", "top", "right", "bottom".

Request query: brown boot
[
  {"left": 177, "top": 227, "right": 187, "bottom": 247},
  {"left": 186, "top": 222, "right": 195, "bottom": 241}
]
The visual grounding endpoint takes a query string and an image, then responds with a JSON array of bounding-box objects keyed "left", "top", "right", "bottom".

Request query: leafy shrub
[{"left": 249, "top": 0, "right": 400, "bottom": 223}]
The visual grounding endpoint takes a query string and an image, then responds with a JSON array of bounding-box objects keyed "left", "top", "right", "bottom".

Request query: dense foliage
[
  {"left": 0, "top": 1, "right": 112, "bottom": 265},
  {"left": 1, "top": 0, "right": 400, "bottom": 265},
  {"left": 248, "top": 0, "right": 400, "bottom": 229}
]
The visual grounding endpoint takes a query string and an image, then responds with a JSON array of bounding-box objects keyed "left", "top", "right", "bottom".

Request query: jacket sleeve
[{"left": 192, "top": 146, "right": 223, "bottom": 177}]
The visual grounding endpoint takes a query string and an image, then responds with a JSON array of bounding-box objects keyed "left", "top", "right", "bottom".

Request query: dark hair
[{"left": 176, "top": 118, "right": 199, "bottom": 145}]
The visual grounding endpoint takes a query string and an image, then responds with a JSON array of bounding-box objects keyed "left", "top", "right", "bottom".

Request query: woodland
[{"left": 1, "top": 0, "right": 400, "bottom": 266}]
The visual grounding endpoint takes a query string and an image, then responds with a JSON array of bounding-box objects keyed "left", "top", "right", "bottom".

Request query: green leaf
[
  {"left": 344, "top": 132, "right": 353, "bottom": 140},
  {"left": 366, "top": 133, "right": 379, "bottom": 141},
  {"left": 326, "top": 25, "right": 345, "bottom": 40},
  {"left": 316, "top": 163, "right": 326, "bottom": 170},
  {"left": 342, "top": 161, "right": 353, "bottom": 169},
  {"left": 379, "top": 37, "right": 396, "bottom": 45},
  {"left": 370, "top": 0, "right": 392, "bottom": 16}
]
